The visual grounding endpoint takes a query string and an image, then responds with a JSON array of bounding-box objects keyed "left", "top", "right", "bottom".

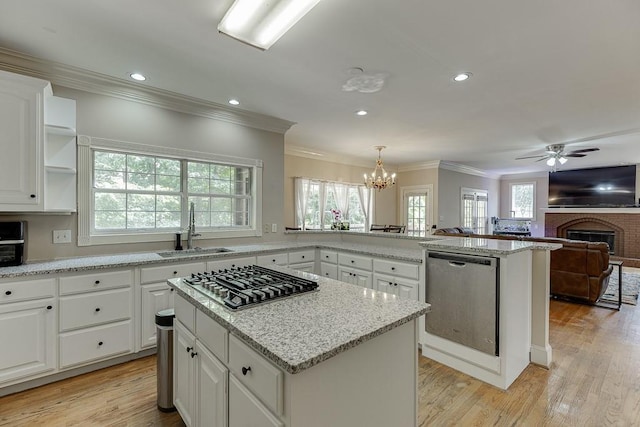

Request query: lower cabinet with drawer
[
  {"left": 58, "top": 268, "right": 134, "bottom": 369},
  {"left": 173, "top": 294, "right": 283, "bottom": 427},
  {"left": 0, "top": 277, "right": 57, "bottom": 386}
]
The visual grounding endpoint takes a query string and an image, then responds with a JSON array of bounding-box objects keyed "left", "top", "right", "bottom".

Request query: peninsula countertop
[
  {"left": 169, "top": 268, "right": 430, "bottom": 374},
  {"left": 0, "top": 241, "right": 424, "bottom": 279},
  {"left": 419, "top": 236, "right": 562, "bottom": 255}
]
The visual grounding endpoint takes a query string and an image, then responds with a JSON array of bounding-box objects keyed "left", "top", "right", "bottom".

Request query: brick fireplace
[{"left": 545, "top": 211, "right": 640, "bottom": 266}]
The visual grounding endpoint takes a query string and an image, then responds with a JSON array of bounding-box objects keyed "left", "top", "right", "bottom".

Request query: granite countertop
[
  {"left": 169, "top": 269, "right": 430, "bottom": 374},
  {"left": 0, "top": 241, "right": 423, "bottom": 279},
  {"left": 420, "top": 236, "right": 563, "bottom": 254}
]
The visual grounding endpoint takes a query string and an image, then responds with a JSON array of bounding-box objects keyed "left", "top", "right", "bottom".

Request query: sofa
[{"left": 432, "top": 227, "right": 614, "bottom": 304}]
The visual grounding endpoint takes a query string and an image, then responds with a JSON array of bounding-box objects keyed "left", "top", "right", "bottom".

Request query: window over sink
[{"left": 77, "top": 136, "right": 262, "bottom": 246}]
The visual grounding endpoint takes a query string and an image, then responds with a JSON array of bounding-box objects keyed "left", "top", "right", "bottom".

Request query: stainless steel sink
[{"left": 156, "top": 247, "right": 234, "bottom": 258}]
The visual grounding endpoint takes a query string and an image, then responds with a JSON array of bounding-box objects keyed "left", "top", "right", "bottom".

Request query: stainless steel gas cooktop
[{"left": 182, "top": 265, "right": 319, "bottom": 310}]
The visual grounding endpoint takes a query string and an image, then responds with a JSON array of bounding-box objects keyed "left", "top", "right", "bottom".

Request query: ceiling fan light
[
  {"left": 546, "top": 157, "right": 556, "bottom": 167},
  {"left": 558, "top": 156, "right": 568, "bottom": 164}
]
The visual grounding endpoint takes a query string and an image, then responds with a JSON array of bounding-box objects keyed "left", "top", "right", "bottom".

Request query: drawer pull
[
  {"left": 95, "top": 307, "right": 101, "bottom": 312},
  {"left": 325, "top": 255, "right": 329, "bottom": 259},
  {"left": 186, "top": 346, "right": 193, "bottom": 353},
  {"left": 170, "top": 288, "right": 174, "bottom": 292},
  {"left": 301, "top": 255, "right": 305, "bottom": 259},
  {"left": 351, "top": 260, "right": 355, "bottom": 263},
  {"left": 242, "top": 366, "right": 252, "bottom": 376},
  {"left": 30, "top": 194, "right": 36, "bottom": 198},
  {"left": 98, "top": 341, "right": 103, "bottom": 346},
  {"left": 272, "top": 259, "right": 276, "bottom": 263},
  {"left": 391, "top": 267, "right": 396, "bottom": 271},
  {"left": 46, "top": 305, "right": 53, "bottom": 310},
  {"left": 94, "top": 280, "right": 100, "bottom": 285},
  {"left": 173, "top": 271, "right": 178, "bottom": 275},
  {"left": 5, "top": 290, "right": 12, "bottom": 296},
  {"left": 191, "top": 351, "right": 198, "bottom": 358}
]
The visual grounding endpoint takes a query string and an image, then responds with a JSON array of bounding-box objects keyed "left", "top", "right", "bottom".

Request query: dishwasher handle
[{"left": 449, "top": 261, "right": 467, "bottom": 267}]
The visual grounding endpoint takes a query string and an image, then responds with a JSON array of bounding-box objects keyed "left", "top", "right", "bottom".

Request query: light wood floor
[{"left": 3, "top": 280, "right": 640, "bottom": 426}]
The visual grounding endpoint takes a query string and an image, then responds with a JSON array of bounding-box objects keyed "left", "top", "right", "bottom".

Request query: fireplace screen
[{"left": 566, "top": 230, "right": 615, "bottom": 254}]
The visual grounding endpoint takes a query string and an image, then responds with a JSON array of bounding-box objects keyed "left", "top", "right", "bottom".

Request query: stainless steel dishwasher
[{"left": 425, "top": 251, "right": 499, "bottom": 356}]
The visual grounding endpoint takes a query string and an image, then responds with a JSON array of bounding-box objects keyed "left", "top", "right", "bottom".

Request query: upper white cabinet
[
  {"left": 0, "top": 69, "right": 76, "bottom": 212},
  {"left": 0, "top": 70, "right": 49, "bottom": 209}
]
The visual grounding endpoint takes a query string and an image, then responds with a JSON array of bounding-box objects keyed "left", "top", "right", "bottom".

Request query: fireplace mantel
[{"left": 542, "top": 208, "right": 640, "bottom": 214}]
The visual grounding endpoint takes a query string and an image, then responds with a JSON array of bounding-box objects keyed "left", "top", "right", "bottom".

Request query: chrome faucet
[{"left": 186, "top": 202, "right": 200, "bottom": 249}]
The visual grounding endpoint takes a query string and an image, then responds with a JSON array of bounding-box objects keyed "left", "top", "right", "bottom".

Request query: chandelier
[{"left": 364, "top": 146, "right": 396, "bottom": 191}]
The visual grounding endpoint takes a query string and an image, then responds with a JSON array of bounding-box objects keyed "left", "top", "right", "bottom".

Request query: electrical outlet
[
  {"left": 53, "top": 229, "right": 72, "bottom": 244},
  {"left": 271, "top": 223, "right": 277, "bottom": 233},
  {"left": 263, "top": 223, "right": 270, "bottom": 233}
]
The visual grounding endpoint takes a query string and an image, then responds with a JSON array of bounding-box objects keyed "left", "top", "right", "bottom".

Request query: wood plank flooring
[{"left": 3, "top": 277, "right": 640, "bottom": 426}]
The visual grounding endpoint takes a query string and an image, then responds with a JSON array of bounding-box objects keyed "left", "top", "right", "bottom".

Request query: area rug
[{"left": 600, "top": 271, "right": 640, "bottom": 306}]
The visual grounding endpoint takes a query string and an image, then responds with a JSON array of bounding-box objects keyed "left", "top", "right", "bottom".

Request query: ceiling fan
[{"left": 516, "top": 144, "right": 600, "bottom": 168}]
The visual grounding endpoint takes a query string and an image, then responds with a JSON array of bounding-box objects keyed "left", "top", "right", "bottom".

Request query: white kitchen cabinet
[
  {"left": 257, "top": 253, "right": 288, "bottom": 267},
  {"left": 174, "top": 319, "right": 197, "bottom": 427},
  {"left": 0, "top": 297, "right": 56, "bottom": 385},
  {"left": 58, "top": 268, "right": 133, "bottom": 369},
  {"left": 374, "top": 274, "right": 419, "bottom": 300},
  {"left": 373, "top": 258, "right": 420, "bottom": 301},
  {"left": 140, "top": 283, "right": 175, "bottom": 349},
  {"left": 229, "top": 374, "right": 283, "bottom": 427},
  {"left": 338, "top": 267, "right": 372, "bottom": 288},
  {"left": 288, "top": 249, "right": 315, "bottom": 273},
  {"left": 0, "top": 70, "right": 49, "bottom": 210},
  {"left": 139, "top": 261, "right": 204, "bottom": 351},
  {"left": 319, "top": 249, "right": 338, "bottom": 279},
  {"left": 337, "top": 252, "right": 373, "bottom": 288},
  {"left": 197, "top": 341, "right": 228, "bottom": 427},
  {"left": 207, "top": 256, "right": 256, "bottom": 272}
]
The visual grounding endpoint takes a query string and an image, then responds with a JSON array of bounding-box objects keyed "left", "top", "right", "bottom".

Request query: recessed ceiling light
[
  {"left": 453, "top": 72, "right": 472, "bottom": 82},
  {"left": 228, "top": 99, "right": 240, "bottom": 105},
  {"left": 356, "top": 110, "right": 368, "bottom": 116},
  {"left": 129, "top": 73, "right": 147, "bottom": 81}
]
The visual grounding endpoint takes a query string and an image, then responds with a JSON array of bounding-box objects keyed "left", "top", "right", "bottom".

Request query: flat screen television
[{"left": 548, "top": 165, "right": 637, "bottom": 207}]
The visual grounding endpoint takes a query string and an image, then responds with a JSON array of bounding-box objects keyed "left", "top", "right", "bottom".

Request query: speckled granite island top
[
  {"left": 420, "top": 236, "right": 562, "bottom": 255},
  {"left": 168, "top": 270, "right": 430, "bottom": 375}
]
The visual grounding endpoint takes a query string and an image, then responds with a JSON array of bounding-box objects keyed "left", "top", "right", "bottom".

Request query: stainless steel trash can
[{"left": 156, "top": 308, "right": 176, "bottom": 412}]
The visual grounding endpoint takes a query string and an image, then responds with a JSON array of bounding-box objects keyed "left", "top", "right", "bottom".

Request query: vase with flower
[{"left": 330, "top": 208, "right": 342, "bottom": 230}]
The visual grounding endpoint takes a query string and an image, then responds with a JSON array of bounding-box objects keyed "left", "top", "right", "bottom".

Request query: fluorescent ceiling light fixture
[
  {"left": 356, "top": 110, "right": 368, "bottom": 116},
  {"left": 228, "top": 99, "right": 240, "bottom": 105},
  {"left": 218, "top": 0, "right": 321, "bottom": 50},
  {"left": 129, "top": 73, "right": 147, "bottom": 81},
  {"left": 453, "top": 72, "right": 471, "bottom": 82}
]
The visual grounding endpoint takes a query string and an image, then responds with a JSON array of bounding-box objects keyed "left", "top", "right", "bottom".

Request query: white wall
[
  {"left": 437, "top": 168, "right": 500, "bottom": 230},
  {"left": 5, "top": 85, "right": 287, "bottom": 261}
]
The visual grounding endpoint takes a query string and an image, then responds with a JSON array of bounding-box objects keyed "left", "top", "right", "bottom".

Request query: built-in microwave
[{"left": 0, "top": 221, "right": 25, "bottom": 267}]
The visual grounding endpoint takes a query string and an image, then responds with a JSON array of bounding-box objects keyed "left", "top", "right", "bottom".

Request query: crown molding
[
  {"left": 285, "top": 145, "right": 375, "bottom": 169},
  {"left": 439, "top": 161, "right": 500, "bottom": 179},
  {"left": 397, "top": 160, "right": 441, "bottom": 172},
  {"left": 0, "top": 47, "right": 295, "bottom": 135}
]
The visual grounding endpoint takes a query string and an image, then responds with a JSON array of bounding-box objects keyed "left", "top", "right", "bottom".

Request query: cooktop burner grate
[{"left": 183, "top": 265, "right": 319, "bottom": 310}]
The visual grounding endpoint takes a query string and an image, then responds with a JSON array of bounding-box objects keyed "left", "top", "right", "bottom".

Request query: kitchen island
[
  {"left": 168, "top": 268, "right": 429, "bottom": 427},
  {"left": 419, "top": 237, "right": 561, "bottom": 389}
]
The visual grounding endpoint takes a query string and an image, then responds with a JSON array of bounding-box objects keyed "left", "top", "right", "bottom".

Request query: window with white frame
[
  {"left": 78, "top": 136, "right": 261, "bottom": 246},
  {"left": 510, "top": 182, "right": 535, "bottom": 219},
  {"left": 294, "top": 178, "right": 370, "bottom": 231}
]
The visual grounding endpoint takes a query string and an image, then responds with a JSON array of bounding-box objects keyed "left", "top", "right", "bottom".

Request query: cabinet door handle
[
  {"left": 394, "top": 283, "right": 398, "bottom": 287},
  {"left": 391, "top": 267, "right": 396, "bottom": 271},
  {"left": 170, "top": 288, "right": 174, "bottom": 292},
  {"left": 95, "top": 307, "right": 101, "bottom": 312},
  {"left": 351, "top": 260, "right": 355, "bottom": 263},
  {"left": 94, "top": 280, "right": 100, "bottom": 285},
  {"left": 98, "top": 341, "right": 104, "bottom": 346},
  {"left": 186, "top": 346, "right": 192, "bottom": 352},
  {"left": 30, "top": 194, "right": 36, "bottom": 198},
  {"left": 301, "top": 255, "right": 305, "bottom": 259},
  {"left": 173, "top": 271, "right": 178, "bottom": 275},
  {"left": 325, "top": 255, "right": 329, "bottom": 259},
  {"left": 272, "top": 259, "right": 276, "bottom": 263},
  {"left": 191, "top": 352, "right": 198, "bottom": 358},
  {"left": 5, "top": 290, "right": 12, "bottom": 296},
  {"left": 242, "top": 366, "right": 252, "bottom": 375},
  {"left": 46, "top": 305, "right": 53, "bottom": 310}
]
